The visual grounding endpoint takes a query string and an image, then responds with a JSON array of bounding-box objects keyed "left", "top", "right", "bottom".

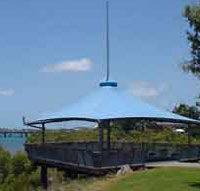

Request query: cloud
[
  {"left": 0, "top": 89, "right": 14, "bottom": 96},
  {"left": 41, "top": 58, "right": 93, "bottom": 73},
  {"left": 128, "top": 81, "right": 173, "bottom": 109},
  {"left": 129, "top": 81, "right": 161, "bottom": 98}
]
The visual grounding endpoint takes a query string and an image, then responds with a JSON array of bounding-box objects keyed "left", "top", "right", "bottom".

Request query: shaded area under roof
[{"left": 25, "top": 82, "right": 200, "bottom": 126}]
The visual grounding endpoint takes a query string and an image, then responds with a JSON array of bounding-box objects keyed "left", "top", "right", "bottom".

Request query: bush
[
  {"left": 0, "top": 173, "right": 33, "bottom": 191},
  {"left": 12, "top": 152, "right": 33, "bottom": 176},
  {"left": 29, "top": 170, "right": 41, "bottom": 190},
  {"left": 0, "top": 147, "right": 11, "bottom": 182},
  {"left": 0, "top": 147, "right": 41, "bottom": 191}
]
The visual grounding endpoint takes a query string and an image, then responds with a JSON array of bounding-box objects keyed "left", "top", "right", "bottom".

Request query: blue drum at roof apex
[{"left": 99, "top": 80, "right": 118, "bottom": 87}]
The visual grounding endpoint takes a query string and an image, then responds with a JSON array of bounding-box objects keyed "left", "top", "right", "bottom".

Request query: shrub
[
  {"left": 12, "top": 152, "right": 33, "bottom": 176},
  {"left": 0, "top": 148, "right": 11, "bottom": 182}
]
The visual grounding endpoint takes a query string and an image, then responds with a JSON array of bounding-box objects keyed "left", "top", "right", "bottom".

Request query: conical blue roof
[{"left": 25, "top": 82, "right": 200, "bottom": 125}]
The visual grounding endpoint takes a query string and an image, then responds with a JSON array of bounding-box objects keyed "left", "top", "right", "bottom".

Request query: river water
[{"left": 0, "top": 135, "right": 26, "bottom": 153}]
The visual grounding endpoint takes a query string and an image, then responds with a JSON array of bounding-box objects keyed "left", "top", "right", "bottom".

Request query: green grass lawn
[
  {"left": 103, "top": 168, "right": 200, "bottom": 191},
  {"left": 50, "top": 168, "right": 200, "bottom": 191}
]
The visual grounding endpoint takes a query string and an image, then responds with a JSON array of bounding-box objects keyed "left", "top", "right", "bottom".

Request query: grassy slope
[
  {"left": 50, "top": 168, "right": 200, "bottom": 191},
  {"left": 105, "top": 168, "right": 200, "bottom": 191},
  {"left": 104, "top": 168, "right": 200, "bottom": 191}
]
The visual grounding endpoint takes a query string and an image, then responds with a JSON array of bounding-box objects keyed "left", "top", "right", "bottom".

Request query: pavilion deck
[{"left": 25, "top": 142, "right": 200, "bottom": 175}]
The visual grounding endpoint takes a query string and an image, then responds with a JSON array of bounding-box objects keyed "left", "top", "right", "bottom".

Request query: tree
[
  {"left": 183, "top": 4, "right": 200, "bottom": 108},
  {"left": 173, "top": 103, "right": 200, "bottom": 120},
  {"left": 183, "top": 4, "right": 200, "bottom": 78},
  {"left": 0, "top": 147, "right": 11, "bottom": 182}
]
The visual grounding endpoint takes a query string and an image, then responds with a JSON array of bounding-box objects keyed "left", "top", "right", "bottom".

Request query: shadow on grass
[{"left": 188, "top": 182, "right": 200, "bottom": 188}]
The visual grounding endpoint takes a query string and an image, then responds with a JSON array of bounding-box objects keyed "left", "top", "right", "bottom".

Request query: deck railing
[{"left": 25, "top": 142, "right": 200, "bottom": 170}]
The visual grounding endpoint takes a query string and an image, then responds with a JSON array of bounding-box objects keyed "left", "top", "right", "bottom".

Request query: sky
[{"left": 0, "top": 0, "right": 199, "bottom": 127}]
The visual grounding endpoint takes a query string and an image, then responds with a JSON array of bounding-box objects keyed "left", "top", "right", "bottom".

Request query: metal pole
[
  {"left": 98, "top": 121, "right": 104, "bottom": 150},
  {"left": 41, "top": 123, "right": 47, "bottom": 189},
  {"left": 106, "top": 0, "right": 110, "bottom": 81},
  {"left": 141, "top": 142, "right": 145, "bottom": 169},
  {"left": 107, "top": 120, "right": 111, "bottom": 150},
  {"left": 188, "top": 125, "right": 191, "bottom": 145},
  {"left": 141, "top": 120, "right": 145, "bottom": 168},
  {"left": 42, "top": 123, "right": 45, "bottom": 143}
]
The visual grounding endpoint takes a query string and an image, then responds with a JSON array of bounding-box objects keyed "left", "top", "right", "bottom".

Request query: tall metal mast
[
  {"left": 106, "top": 0, "right": 110, "bottom": 81},
  {"left": 100, "top": 1, "right": 117, "bottom": 87}
]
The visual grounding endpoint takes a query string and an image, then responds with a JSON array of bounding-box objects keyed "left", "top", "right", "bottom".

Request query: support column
[
  {"left": 98, "top": 121, "right": 104, "bottom": 150},
  {"left": 188, "top": 125, "right": 191, "bottom": 145},
  {"left": 41, "top": 123, "right": 47, "bottom": 189},
  {"left": 42, "top": 123, "right": 45, "bottom": 144},
  {"left": 141, "top": 142, "right": 145, "bottom": 169},
  {"left": 141, "top": 120, "right": 147, "bottom": 132},
  {"left": 141, "top": 120, "right": 146, "bottom": 168},
  {"left": 107, "top": 120, "right": 111, "bottom": 150},
  {"left": 41, "top": 165, "right": 48, "bottom": 189}
]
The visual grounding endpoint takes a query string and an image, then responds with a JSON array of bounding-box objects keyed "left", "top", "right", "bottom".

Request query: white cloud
[
  {"left": 0, "top": 89, "right": 14, "bottom": 96},
  {"left": 128, "top": 81, "right": 173, "bottom": 110},
  {"left": 129, "top": 81, "right": 160, "bottom": 98},
  {"left": 41, "top": 58, "right": 93, "bottom": 73}
]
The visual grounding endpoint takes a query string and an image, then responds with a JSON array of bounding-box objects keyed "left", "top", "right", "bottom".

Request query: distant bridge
[
  {"left": 0, "top": 128, "right": 76, "bottom": 138},
  {"left": 0, "top": 129, "right": 38, "bottom": 138}
]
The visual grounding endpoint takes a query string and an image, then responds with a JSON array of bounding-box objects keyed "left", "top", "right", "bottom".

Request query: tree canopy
[
  {"left": 173, "top": 103, "right": 200, "bottom": 120},
  {"left": 183, "top": 4, "right": 200, "bottom": 78}
]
